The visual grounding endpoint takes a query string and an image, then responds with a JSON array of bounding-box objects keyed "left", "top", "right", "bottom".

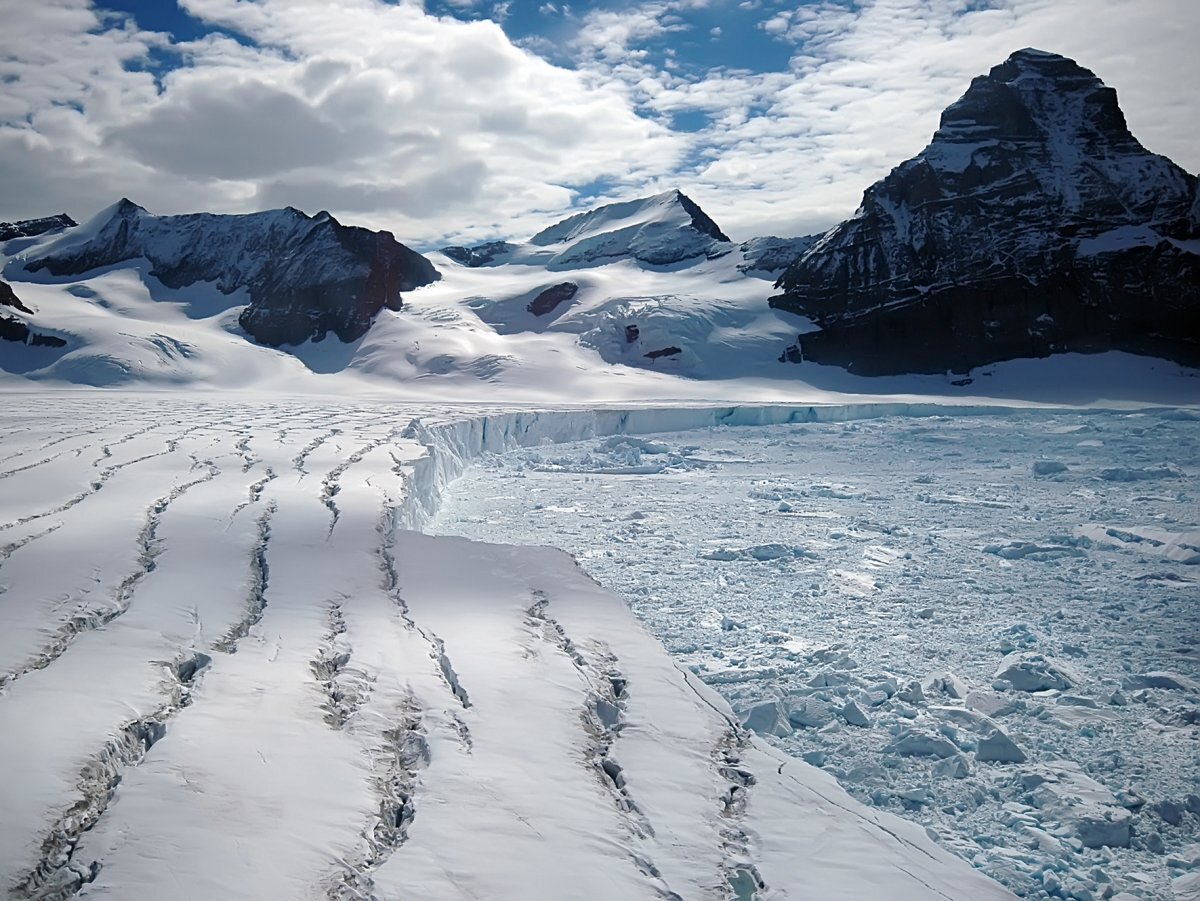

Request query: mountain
[
  {"left": 0, "top": 214, "right": 76, "bottom": 243},
  {"left": 771, "top": 48, "right": 1200, "bottom": 375},
  {"left": 21, "top": 200, "right": 440, "bottom": 346},
  {"left": 0, "top": 279, "right": 66, "bottom": 351},
  {"left": 446, "top": 190, "right": 735, "bottom": 270}
]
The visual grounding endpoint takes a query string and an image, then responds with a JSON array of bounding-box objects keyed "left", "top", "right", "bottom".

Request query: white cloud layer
[{"left": 0, "top": 0, "right": 1196, "bottom": 245}]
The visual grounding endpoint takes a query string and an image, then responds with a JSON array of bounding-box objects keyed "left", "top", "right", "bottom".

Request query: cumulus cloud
[
  {"left": 0, "top": 0, "right": 684, "bottom": 243},
  {"left": 567, "top": 0, "right": 1200, "bottom": 238},
  {"left": 0, "top": 0, "right": 1195, "bottom": 245}
]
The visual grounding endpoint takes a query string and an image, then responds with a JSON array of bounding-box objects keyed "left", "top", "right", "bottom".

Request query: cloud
[
  {"left": 564, "top": 0, "right": 1200, "bottom": 239},
  {"left": 0, "top": 0, "right": 1196, "bottom": 246}
]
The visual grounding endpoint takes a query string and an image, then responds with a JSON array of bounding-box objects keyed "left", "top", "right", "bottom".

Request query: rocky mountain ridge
[
  {"left": 771, "top": 48, "right": 1200, "bottom": 375},
  {"left": 0, "top": 214, "right": 77, "bottom": 243},
  {"left": 19, "top": 200, "right": 440, "bottom": 346},
  {"left": 1, "top": 48, "right": 1196, "bottom": 384}
]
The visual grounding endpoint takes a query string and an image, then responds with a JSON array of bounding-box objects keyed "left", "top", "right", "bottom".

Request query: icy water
[{"left": 431, "top": 409, "right": 1200, "bottom": 900}]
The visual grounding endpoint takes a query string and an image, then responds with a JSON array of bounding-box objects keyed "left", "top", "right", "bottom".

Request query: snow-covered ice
[{"left": 0, "top": 396, "right": 1026, "bottom": 900}]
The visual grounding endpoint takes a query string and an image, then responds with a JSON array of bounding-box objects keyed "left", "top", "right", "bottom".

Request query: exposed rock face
[
  {"left": 644, "top": 345, "right": 682, "bottom": 360},
  {"left": 772, "top": 48, "right": 1200, "bottom": 375},
  {"left": 739, "top": 235, "right": 819, "bottom": 274},
  {"left": 0, "top": 214, "right": 77, "bottom": 242},
  {"left": 24, "top": 200, "right": 440, "bottom": 346},
  {"left": 0, "top": 280, "right": 66, "bottom": 347},
  {"left": 526, "top": 282, "right": 578, "bottom": 316},
  {"left": 530, "top": 190, "right": 733, "bottom": 269},
  {"left": 1, "top": 278, "right": 33, "bottom": 315},
  {"left": 441, "top": 241, "right": 515, "bottom": 267}
]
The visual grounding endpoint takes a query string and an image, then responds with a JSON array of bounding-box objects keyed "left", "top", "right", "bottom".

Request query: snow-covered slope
[
  {"left": 0, "top": 397, "right": 1020, "bottom": 900},
  {"left": 772, "top": 48, "right": 1200, "bottom": 375}
]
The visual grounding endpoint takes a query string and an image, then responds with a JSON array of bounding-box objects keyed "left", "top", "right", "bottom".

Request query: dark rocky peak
[
  {"left": 24, "top": 201, "right": 440, "bottom": 347},
  {"left": 673, "top": 190, "right": 731, "bottom": 243},
  {"left": 772, "top": 49, "right": 1200, "bottom": 375},
  {"left": 920, "top": 48, "right": 1195, "bottom": 223},
  {"left": 0, "top": 213, "right": 78, "bottom": 243}
]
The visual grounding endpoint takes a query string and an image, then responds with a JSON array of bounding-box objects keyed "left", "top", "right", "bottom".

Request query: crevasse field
[{"left": 0, "top": 395, "right": 1196, "bottom": 901}]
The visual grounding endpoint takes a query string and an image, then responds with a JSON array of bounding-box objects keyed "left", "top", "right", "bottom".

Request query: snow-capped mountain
[
  {"left": 0, "top": 214, "right": 76, "bottom": 243},
  {"left": 0, "top": 190, "right": 829, "bottom": 393},
  {"left": 445, "top": 189, "right": 735, "bottom": 270},
  {"left": 19, "top": 199, "right": 441, "bottom": 347},
  {"left": 772, "top": 48, "right": 1200, "bottom": 375},
  {"left": 1, "top": 51, "right": 1197, "bottom": 401}
]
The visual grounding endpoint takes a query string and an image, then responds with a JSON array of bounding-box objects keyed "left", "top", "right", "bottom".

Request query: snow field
[
  {"left": 431, "top": 409, "right": 1200, "bottom": 901},
  {"left": 0, "top": 396, "right": 1018, "bottom": 900}
]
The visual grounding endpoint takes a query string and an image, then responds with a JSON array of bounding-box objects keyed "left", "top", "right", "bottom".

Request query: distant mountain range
[{"left": 1, "top": 48, "right": 1196, "bottom": 387}]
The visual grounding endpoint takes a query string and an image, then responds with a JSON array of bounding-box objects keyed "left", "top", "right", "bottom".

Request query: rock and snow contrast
[
  {"left": 2, "top": 51, "right": 1194, "bottom": 394},
  {"left": 17, "top": 199, "right": 440, "bottom": 347},
  {"left": 772, "top": 49, "right": 1200, "bottom": 375},
  {"left": 1, "top": 44, "right": 1198, "bottom": 901}
]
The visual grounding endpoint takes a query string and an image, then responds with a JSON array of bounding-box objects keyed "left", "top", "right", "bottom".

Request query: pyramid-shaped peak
[
  {"left": 112, "top": 198, "right": 149, "bottom": 218},
  {"left": 531, "top": 189, "right": 729, "bottom": 247},
  {"left": 934, "top": 47, "right": 1130, "bottom": 147}
]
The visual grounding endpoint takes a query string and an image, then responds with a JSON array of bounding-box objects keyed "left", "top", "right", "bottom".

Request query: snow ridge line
[
  {"left": 524, "top": 592, "right": 683, "bottom": 898},
  {"left": 0, "top": 462, "right": 220, "bottom": 693},
  {"left": 213, "top": 501, "right": 275, "bottom": 653},
  {"left": 11, "top": 650, "right": 214, "bottom": 901}
]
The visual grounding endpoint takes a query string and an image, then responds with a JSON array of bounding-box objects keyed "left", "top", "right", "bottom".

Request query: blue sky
[{"left": 1, "top": 1, "right": 1196, "bottom": 245}]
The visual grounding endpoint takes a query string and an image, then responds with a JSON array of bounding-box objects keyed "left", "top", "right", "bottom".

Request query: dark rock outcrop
[
  {"left": 526, "top": 282, "right": 578, "bottom": 316},
  {"left": 772, "top": 48, "right": 1200, "bottom": 375},
  {"left": 0, "top": 281, "right": 66, "bottom": 347},
  {"left": 1, "top": 278, "right": 34, "bottom": 315},
  {"left": 644, "top": 345, "right": 682, "bottom": 360},
  {"left": 441, "top": 241, "right": 515, "bottom": 267},
  {"left": 0, "top": 214, "right": 77, "bottom": 243},
  {"left": 24, "top": 200, "right": 440, "bottom": 347}
]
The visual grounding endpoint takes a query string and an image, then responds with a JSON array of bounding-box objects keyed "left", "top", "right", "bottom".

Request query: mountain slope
[
  {"left": 771, "top": 48, "right": 1200, "bottom": 375},
  {"left": 448, "top": 190, "right": 736, "bottom": 271},
  {"left": 20, "top": 200, "right": 441, "bottom": 346}
]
